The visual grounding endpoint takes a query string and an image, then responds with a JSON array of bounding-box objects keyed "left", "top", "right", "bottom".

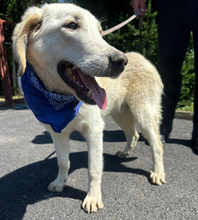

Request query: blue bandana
[{"left": 21, "top": 63, "right": 82, "bottom": 133}]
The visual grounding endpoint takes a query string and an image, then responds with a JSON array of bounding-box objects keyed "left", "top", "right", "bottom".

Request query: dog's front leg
[
  {"left": 82, "top": 121, "right": 104, "bottom": 213},
  {"left": 47, "top": 131, "right": 70, "bottom": 192}
]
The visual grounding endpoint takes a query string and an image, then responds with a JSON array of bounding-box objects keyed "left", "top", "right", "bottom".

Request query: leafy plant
[
  {"left": 103, "top": 0, "right": 195, "bottom": 110},
  {"left": 104, "top": 0, "right": 159, "bottom": 66},
  {"left": 177, "top": 32, "right": 195, "bottom": 109},
  {"left": 0, "top": 0, "right": 196, "bottom": 110}
]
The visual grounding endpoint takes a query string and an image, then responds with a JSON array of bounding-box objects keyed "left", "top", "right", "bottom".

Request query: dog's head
[{"left": 12, "top": 3, "right": 128, "bottom": 109}]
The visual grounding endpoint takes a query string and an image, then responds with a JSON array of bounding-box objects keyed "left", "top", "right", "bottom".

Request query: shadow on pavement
[
  {"left": 32, "top": 131, "right": 53, "bottom": 144},
  {"left": 166, "top": 138, "right": 191, "bottom": 146},
  {"left": 166, "top": 138, "right": 198, "bottom": 155},
  {"left": 0, "top": 151, "right": 148, "bottom": 220},
  {"left": 32, "top": 130, "right": 145, "bottom": 144},
  {"left": 0, "top": 104, "right": 29, "bottom": 111}
]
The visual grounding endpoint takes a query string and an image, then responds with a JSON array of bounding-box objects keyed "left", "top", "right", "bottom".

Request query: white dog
[{"left": 12, "top": 3, "right": 165, "bottom": 213}]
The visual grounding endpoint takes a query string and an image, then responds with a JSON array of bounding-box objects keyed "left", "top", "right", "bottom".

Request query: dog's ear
[{"left": 12, "top": 6, "right": 42, "bottom": 76}]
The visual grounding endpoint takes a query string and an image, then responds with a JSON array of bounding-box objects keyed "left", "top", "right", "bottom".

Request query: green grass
[
  {"left": 176, "top": 102, "right": 194, "bottom": 112},
  {"left": 0, "top": 95, "right": 23, "bottom": 101}
]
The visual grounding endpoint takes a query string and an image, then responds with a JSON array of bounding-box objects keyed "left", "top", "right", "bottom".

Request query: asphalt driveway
[{"left": 0, "top": 105, "right": 198, "bottom": 220}]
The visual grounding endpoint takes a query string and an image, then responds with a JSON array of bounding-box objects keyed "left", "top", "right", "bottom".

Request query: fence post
[
  {"left": 0, "top": 20, "right": 12, "bottom": 106},
  {"left": 32, "top": 0, "right": 37, "bottom": 6}
]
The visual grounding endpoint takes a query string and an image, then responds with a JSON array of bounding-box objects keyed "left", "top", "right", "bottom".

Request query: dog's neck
[
  {"left": 27, "top": 62, "right": 76, "bottom": 106},
  {"left": 20, "top": 62, "right": 82, "bottom": 133}
]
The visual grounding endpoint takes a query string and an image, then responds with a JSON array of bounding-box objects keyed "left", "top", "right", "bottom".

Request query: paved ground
[{"left": 0, "top": 105, "right": 198, "bottom": 220}]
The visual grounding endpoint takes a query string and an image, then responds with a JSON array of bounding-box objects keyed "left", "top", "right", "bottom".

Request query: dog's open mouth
[{"left": 58, "top": 61, "right": 107, "bottom": 109}]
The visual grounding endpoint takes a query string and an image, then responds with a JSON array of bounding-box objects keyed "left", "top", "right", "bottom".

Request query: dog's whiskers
[{"left": 99, "top": 14, "right": 108, "bottom": 24}]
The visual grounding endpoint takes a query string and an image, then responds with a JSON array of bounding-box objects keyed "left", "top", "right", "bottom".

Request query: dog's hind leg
[
  {"left": 134, "top": 110, "right": 166, "bottom": 185},
  {"left": 47, "top": 131, "right": 70, "bottom": 192},
  {"left": 111, "top": 108, "right": 139, "bottom": 158}
]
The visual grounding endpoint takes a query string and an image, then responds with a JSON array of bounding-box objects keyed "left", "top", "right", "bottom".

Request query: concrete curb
[
  {"left": 175, "top": 110, "right": 193, "bottom": 120},
  {"left": 0, "top": 105, "right": 193, "bottom": 120}
]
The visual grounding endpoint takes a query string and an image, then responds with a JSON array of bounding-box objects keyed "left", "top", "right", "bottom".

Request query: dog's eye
[{"left": 64, "top": 22, "right": 78, "bottom": 30}]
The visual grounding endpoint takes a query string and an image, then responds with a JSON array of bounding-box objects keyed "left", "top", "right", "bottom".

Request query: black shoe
[
  {"left": 160, "top": 134, "right": 167, "bottom": 143},
  {"left": 160, "top": 120, "right": 173, "bottom": 143},
  {"left": 192, "top": 132, "right": 198, "bottom": 152}
]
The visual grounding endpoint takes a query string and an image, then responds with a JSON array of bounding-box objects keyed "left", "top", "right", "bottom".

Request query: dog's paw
[
  {"left": 47, "top": 178, "right": 67, "bottom": 192},
  {"left": 150, "top": 171, "right": 166, "bottom": 185},
  {"left": 82, "top": 195, "right": 104, "bottom": 213},
  {"left": 115, "top": 150, "right": 129, "bottom": 158}
]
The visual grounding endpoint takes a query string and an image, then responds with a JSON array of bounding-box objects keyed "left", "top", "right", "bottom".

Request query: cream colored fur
[{"left": 12, "top": 3, "right": 165, "bottom": 213}]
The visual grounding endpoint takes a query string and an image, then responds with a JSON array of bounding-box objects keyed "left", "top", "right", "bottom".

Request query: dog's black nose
[
  {"left": 123, "top": 56, "right": 128, "bottom": 66},
  {"left": 109, "top": 53, "right": 128, "bottom": 74},
  {"left": 110, "top": 53, "right": 128, "bottom": 69}
]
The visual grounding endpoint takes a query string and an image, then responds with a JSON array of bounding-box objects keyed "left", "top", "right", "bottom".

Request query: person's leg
[
  {"left": 158, "top": 0, "right": 192, "bottom": 141},
  {"left": 192, "top": 0, "right": 198, "bottom": 151}
]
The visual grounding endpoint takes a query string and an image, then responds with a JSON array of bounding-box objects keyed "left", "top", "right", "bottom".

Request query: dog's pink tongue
[{"left": 77, "top": 70, "right": 107, "bottom": 109}]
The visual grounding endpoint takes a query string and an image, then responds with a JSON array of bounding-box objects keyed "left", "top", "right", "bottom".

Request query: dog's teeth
[
  {"left": 67, "top": 69, "right": 72, "bottom": 77},
  {"left": 87, "top": 90, "right": 91, "bottom": 97},
  {"left": 76, "top": 81, "right": 80, "bottom": 85},
  {"left": 72, "top": 76, "right": 76, "bottom": 81},
  {"left": 71, "top": 66, "right": 77, "bottom": 71}
]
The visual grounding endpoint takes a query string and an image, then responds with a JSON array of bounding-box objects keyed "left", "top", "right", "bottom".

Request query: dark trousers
[{"left": 158, "top": 0, "right": 198, "bottom": 132}]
